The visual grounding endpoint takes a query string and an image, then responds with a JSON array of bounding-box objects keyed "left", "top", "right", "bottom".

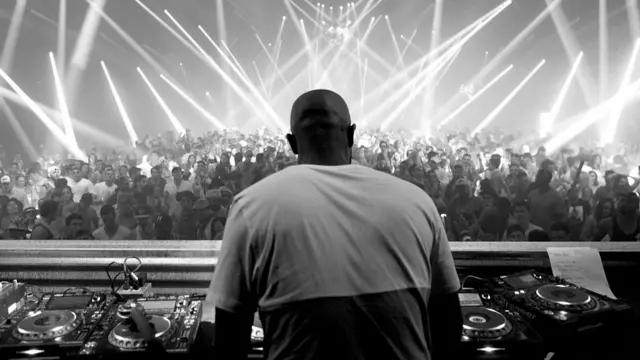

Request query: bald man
[{"left": 209, "top": 90, "right": 462, "bottom": 360}]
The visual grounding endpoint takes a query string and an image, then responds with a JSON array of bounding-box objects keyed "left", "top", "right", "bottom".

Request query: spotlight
[
  {"left": 205, "top": 91, "right": 211, "bottom": 96},
  {"left": 385, "top": 15, "right": 389, "bottom": 19},
  {"left": 283, "top": 16, "right": 286, "bottom": 20}
]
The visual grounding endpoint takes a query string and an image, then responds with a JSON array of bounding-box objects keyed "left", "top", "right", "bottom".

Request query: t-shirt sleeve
[
  {"left": 208, "top": 204, "right": 256, "bottom": 314},
  {"left": 429, "top": 206, "right": 460, "bottom": 295}
]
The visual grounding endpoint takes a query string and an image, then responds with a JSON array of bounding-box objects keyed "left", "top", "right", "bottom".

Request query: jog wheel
[
  {"left": 533, "top": 285, "right": 596, "bottom": 311},
  {"left": 108, "top": 315, "right": 176, "bottom": 349},
  {"left": 14, "top": 310, "right": 82, "bottom": 341},
  {"left": 462, "top": 307, "right": 512, "bottom": 339}
]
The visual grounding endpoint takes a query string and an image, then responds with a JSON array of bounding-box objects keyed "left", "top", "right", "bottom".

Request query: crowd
[{"left": 0, "top": 125, "right": 639, "bottom": 241}]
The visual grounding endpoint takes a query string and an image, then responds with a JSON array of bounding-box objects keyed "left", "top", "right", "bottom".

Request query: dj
[{"left": 209, "top": 90, "right": 462, "bottom": 360}]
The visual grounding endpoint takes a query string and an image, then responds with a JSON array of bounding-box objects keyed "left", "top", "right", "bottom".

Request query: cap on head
[
  {"left": 0, "top": 176, "right": 10, "bottom": 184},
  {"left": 290, "top": 89, "right": 351, "bottom": 130}
]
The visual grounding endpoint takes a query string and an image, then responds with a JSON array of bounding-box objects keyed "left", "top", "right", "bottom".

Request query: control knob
[{"left": 117, "top": 302, "right": 135, "bottom": 319}]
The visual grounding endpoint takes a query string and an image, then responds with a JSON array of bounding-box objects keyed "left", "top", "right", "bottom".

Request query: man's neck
[
  {"left": 298, "top": 154, "right": 350, "bottom": 166},
  {"left": 105, "top": 180, "right": 113, "bottom": 186},
  {"left": 105, "top": 223, "right": 119, "bottom": 233}
]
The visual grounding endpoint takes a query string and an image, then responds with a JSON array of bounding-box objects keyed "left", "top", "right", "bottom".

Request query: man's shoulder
[{"left": 245, "top": 164, "right": 415, "bottom": 188}]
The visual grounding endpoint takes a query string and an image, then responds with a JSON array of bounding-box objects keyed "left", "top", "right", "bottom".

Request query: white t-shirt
[
  {"left": 92, "top": 226, "right": 132, "bottom": 240},
  {"left": 164, "top": 180, "right": 194, "bottom": 199},
  {"left": 66, "top": 177, "right": 96, "bottom": 202},
  {"left": 94, "top": 182, "right": 118, "bottom": 203},
  {"left": 211, "top": 164, "right": 460, "bottom": 309},
  {"left": 210, "top": 164, "right": 460, "bottom": 359}
]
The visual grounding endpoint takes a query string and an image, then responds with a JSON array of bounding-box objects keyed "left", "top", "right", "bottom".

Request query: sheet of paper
[{"left": 546, "top": 247, "right": 617, "bottom": 299}]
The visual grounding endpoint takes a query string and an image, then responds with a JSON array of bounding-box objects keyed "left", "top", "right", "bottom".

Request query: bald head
[
  {"left": 290, "top": 89, "right": 351, "bottom": 129},
  {"left": 286, "top": 90, "right": 356, "bottom": 166}
]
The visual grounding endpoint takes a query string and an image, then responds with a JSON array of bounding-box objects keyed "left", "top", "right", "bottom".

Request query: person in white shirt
[
  {"left": 92, "top": 205, "right": 132, "bottom": 240},
  {"left": 93, "top": 168, "right": 118, "bottom": 206},
  {"left": 511, "top": 200, "right": 543, "bottom": 239},
  {"left": 65, "top": 166, "right": 95, "bottom": 203},
  {"left": 164, "top": 167, "right": 193, "bottom": 198},
  {"left": 209, "top": 89, "right": 461, "bottom": 360},
  {"left": 0, "top": 175, "right": 28, "bottom": 206},
  {"left": 138, "top": 155, "right": 152, "bottom": 178}
]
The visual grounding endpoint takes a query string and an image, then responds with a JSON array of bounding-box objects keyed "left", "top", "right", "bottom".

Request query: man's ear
[
  {"left": 286, "top": 134, "right": 298, "bottom": 155},
  {"left": 347, "top": 124, "right": 356, "bottom": 148}
]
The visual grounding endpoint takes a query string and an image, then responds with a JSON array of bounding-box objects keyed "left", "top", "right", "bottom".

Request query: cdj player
[
  {"left": 489, "top": 270, "right": 632, "bottom": 347},
  {"left": 458, "top": 289, "right": 544, "bottom": 359},
  {"left": 0, "top": 291, "right": 113, "bottom": 359},
  {"left": 77, "top": 295, "right": 203, "bottom": 358}
]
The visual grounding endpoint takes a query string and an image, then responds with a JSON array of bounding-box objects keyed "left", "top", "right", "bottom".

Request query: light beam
[
  {"left": 601, "top": 38, "right": 640, "bottom": 145},
  {"left": 137, "top": 67, "right": 185, "bottom": 135},
  {"left": 472, "top": 59, "right": 546, "bottom": 135},
  {"left": 101, "top": 61, "right": 138, "bottom": 145},
  {"left": 49, "top": 52, "right": 77, "bottom": 146}
]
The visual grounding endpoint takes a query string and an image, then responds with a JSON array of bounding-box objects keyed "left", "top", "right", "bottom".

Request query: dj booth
[{"left": 0, "top": 240, "right": 639, "bottom": 360}]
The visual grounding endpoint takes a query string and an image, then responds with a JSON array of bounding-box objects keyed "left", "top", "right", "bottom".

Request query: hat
[
  {"left": 290, "top": 89, "right": 351, "bottom": 129},
  {"left": 0, "top": 176, "right": 10, "bottom": 184}
]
